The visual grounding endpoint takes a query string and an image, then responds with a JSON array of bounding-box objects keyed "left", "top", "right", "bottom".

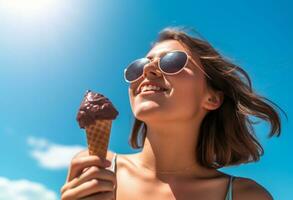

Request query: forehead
[{"left": 146, "top": 40, "right": 188, "bottom": 58}]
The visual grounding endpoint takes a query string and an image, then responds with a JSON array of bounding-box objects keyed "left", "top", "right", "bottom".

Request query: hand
[{"left": 61, "top": 150, "right": 116, "bottom": 200}]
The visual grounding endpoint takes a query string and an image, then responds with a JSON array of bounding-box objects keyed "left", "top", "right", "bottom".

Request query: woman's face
[{"left": 128, "top": 39, "right": 211, "bottom": 124}]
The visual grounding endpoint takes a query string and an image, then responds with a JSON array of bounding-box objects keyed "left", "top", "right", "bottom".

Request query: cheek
[
  {"left": 172, "top": 80, "right": 203, "bottom": 115},
  {"left": 168, "top": 71, "right": 206, "bottom": 118}
]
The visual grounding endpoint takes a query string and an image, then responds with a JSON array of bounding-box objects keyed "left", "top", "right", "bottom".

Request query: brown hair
[{"left": 128, "top": 26, "right": 286, "bottom": 168}]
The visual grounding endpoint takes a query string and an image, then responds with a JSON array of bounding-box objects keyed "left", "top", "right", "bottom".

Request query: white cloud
[
  {"left": 27, "top": 136, "right": 85, "bottom": 170},
  {"left": 0, "top": 177, "right": 57, "bottom": 200},
  {"left": 27, "top": 137, "right": 49, "bottom": 149}
]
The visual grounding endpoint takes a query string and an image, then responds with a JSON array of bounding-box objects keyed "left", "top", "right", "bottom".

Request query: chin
[{"left": 134, "top": 107, "right": 168, "bottom": 122}]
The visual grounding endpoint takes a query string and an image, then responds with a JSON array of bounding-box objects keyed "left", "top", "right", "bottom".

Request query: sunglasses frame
[{"left": 124, "top": 50, "right": 210, "bottom": 83}]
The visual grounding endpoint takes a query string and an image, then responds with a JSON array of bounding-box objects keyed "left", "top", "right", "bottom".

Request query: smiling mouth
[{"left": 139, "top": 89, "right": 169, "bottom": 95}]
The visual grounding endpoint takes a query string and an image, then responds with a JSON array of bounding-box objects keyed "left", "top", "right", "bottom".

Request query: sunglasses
[{"left": 124, "top": 50, "right": 210, "bottom": 83}]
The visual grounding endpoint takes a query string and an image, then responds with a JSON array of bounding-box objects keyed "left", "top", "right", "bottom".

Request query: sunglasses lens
[
  {"left": 125, "top": 58, "right": 150, "bottom": 82},
  {"left": 125, "top": 51, "right": 188, "bottom": 82},
  {"left": 160, "top": 51, "right": 187, "bottom": 73}
]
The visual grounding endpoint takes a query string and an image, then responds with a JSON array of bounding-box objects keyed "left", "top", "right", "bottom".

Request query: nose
[{"left": 142, "top": 57, "right": 162, "bottom": 79}]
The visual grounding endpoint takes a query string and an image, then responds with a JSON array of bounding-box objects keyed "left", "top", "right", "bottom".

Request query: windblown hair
[{"left": 128, "top": 26, "right": 286, "bottom": 168}]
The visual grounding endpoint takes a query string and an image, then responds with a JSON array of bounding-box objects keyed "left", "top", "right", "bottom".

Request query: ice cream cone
[
  {"left": 85, "top": 119, "right": 112, "bottom": 159},
  {"left": 77, "top": 90, "right": 118, "bottom": 159}
]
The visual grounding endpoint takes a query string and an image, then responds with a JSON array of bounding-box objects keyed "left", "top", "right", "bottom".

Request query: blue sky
[{"left": 0, "top": 0, "right": 292, "bottom": 199}]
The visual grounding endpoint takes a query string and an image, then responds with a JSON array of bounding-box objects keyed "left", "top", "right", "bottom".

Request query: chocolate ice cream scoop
[{"left": 76, "top": 90, "right": 119, "bottom": 128}]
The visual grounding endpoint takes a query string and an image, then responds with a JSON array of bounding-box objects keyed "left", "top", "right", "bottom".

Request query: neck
[{"left": 135, "top": 117, "right": 208, "bottom": 177}]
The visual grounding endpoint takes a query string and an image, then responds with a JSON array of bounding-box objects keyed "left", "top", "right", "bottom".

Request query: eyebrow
[{"left": 146, "top": 50, "right": 170, "bottom": 59}]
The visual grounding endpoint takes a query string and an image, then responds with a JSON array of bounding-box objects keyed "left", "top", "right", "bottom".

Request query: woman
[{"left": 61, "top": 27, "right": 283, "bottom": 200}]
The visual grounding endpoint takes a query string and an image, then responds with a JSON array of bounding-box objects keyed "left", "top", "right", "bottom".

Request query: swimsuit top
[{"left": 108, "top": 153, "right": 234, "bottom": 200}]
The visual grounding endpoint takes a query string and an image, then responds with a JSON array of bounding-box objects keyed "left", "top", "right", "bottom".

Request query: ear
[{"left": 202, "top": 90, "right": 224, "bottom": 111}]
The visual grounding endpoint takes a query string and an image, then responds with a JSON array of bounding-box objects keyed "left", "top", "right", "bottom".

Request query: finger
[
  {"left": 61, "top": 178, "right": 79, "bottom": 195},
  {"left": 63, "top": 179, "right": 114, "bottom": 199},
  {"left": 65, "top": 150, "right": 88, "bottom": 184},
  {"left": 79, "top": 191, "right": 114, "bottom": 200},
  {"left": 72, "top": 166, "right": 116, "bottom": 189},
  {"left": 63, "top": 166, "right": 116, "bottom": 193},
  {"left": 67, "top": 156, "right": 111, "bottom": 182}
]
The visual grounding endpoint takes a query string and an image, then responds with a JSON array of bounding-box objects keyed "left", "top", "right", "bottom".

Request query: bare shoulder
[
  {"left": 73, "top": 149, "right": 116, "bottom": 162},
  {"left": 233, "top": 177, "right": 273, "bottom": 200}
]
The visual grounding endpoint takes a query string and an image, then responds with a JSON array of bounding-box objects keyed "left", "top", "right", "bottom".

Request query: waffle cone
[{"left": 85, "top": 119, "right": 112, "bottom": 158}]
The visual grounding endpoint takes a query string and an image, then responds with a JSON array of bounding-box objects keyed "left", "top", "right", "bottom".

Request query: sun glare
[
  {"left": 0, "top": 0, "right": 57, "bottom": 19},
  {"left": 0, "top": 0, "right": 54, "bottom": 14}
]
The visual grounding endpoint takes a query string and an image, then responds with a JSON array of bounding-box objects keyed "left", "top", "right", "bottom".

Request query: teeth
[{"left": 141, "top": 85, "right": 165, "bottom": 93}]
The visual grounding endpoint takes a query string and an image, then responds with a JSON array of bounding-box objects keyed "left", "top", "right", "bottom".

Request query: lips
[
  {"left": 137, "top": 81, "right": 168, "bottom": 95},
  {"left": 138, "top": 87, "right": 168, "bottom": 95},
  {"left": 140, "top": 90, "right": 166, "bottom": 95}
]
